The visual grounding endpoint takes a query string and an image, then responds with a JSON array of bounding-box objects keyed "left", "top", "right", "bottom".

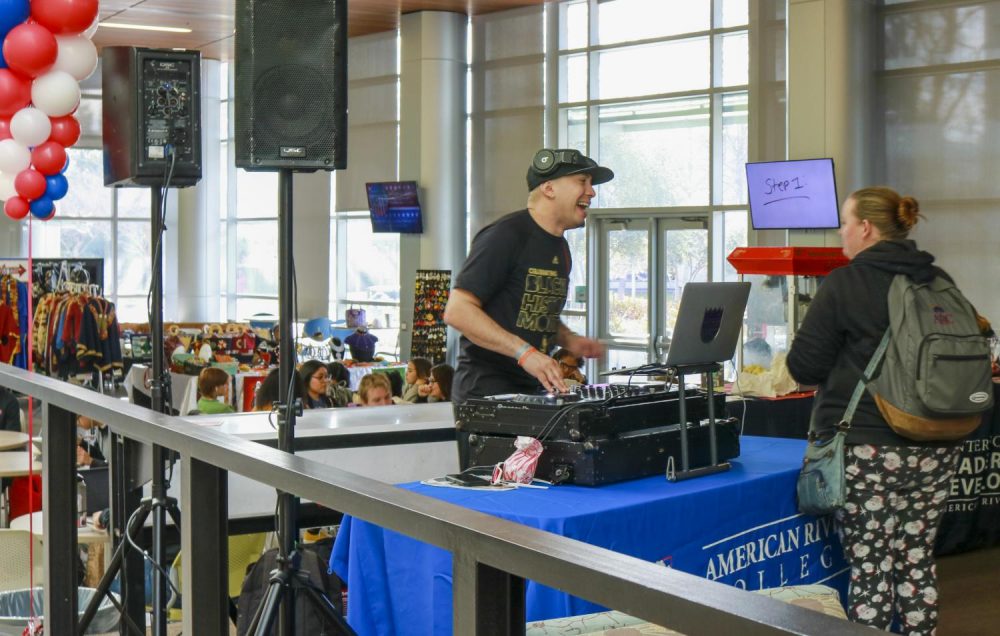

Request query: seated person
[
  {"left": 77, "top": 414, "right": 107, "bottom": 468},
  {"left": 197, "top": 367, "right": 235, "bottom": 415},
  {"left": 299, "top": 359, "right": 334, "bottom": 409},
  {"left": 553, "top": 348, "right": 586, "bottom": 385},
  {"left": 0, "top": 386, "right": 20, "bottom": 432},
  {"left": 253, "top": 368, "right": 305, "bottom": 412},
  {"left": 386, "top": 369, "right": 404, "bottom": 402},
  {"left": 357, "top": 373, "right": 393, "bottom": 406},
  {"left": 325, "top": 361, "right": 354, "bottom": 407},
  {"left": 418, "top": 363, "right": 454, "bottom": 403},
  {"left": 401, "top": 357, "right": 432, "bottom": 403}
]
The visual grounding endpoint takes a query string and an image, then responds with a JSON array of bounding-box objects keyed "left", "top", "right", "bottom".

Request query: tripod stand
[
  {"left": 79, "top": 495, "right": 182, "bottom": 636},
  {"left": 244, "top": 169, "right": 355, "bottom": 636}
]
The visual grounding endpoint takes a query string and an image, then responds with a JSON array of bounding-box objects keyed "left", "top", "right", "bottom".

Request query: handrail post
[
  {"left": 42, "top": 402, "right": 78, "bottom": 634},
  {"left": 453, "top": 552, "right": 525, "bottom": 635},
  {"left": 109, "top": 432, "right": 147, "bottom": 630},
  {"left": 181, "top": 455, "right": 229, "bottom": 634}
]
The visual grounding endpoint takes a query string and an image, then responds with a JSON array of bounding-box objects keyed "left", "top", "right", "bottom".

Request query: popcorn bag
[{"left": 492, "top": 436, "right": 544, "bottom": 485}]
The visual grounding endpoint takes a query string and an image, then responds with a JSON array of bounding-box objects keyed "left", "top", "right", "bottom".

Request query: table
[
  {"left": 10, "top": 510, "right": 109, "bottom": 544},
  {"left": 0, "top": 430, "right": 29, "bottom": 451},
  {"left": 726, "top": 392, "right": 813, "bottom": 438},
  {"left": 176, "top": 402, "right": 459, "bottom": 521},
  {"left": 0, "top": 451, "right": 41, "bottom": 478},
  {"left": 11, "top": 511, "right": 111, "bottom": 586},
  {"left": 725, "top": 383, "right": 1000, "bottom": 556},
  {"left": 331, "top": 436, "right": 848, "bottom": 636}
]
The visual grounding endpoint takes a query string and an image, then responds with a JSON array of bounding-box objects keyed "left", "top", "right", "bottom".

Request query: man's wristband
[{"left": 515, "top": 343, "right": 537, "bottom": 367}]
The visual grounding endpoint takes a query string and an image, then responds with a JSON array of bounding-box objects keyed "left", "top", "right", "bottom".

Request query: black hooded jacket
[{"left": 786, "top": 239, "right": 957, "bottom": 446}]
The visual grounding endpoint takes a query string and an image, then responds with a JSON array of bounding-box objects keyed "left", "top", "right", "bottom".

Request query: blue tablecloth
[{"left": 330, "top": 436, "right": 847, "bottom": 636}]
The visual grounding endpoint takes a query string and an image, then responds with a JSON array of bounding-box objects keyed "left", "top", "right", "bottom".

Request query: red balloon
[
  {"left": 31, "top": 141, "right": 67, "bottom": 176},
  {"left": 2, "top": 23, "right": 58, "bottom": 78},
  {"left": 30, "top": 0, "right": 99, "bottom": 36},
  {"left": 4, "top": 197, "right": 29, "bottom": 220},
  {"left": 48, "top": 115, "right": 80, "bottom": 146},
  {"left": 0, "top": 70, "right": 31, "bottom": 117},
  {"left": 0, "top": 118, "right": 11, "bottom": 141},
  {"left": 14, "top": 169, "right": 47, "bottom": 200}
]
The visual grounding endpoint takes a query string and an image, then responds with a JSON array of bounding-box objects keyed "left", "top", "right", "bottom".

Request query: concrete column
[
  {"left": 398, "top": 11, "right": 467, "bottom": 360},
  {"left": 174, "top": 59, "right": 221, "bottom": 322},
  {"left": 786, "top": 0, "right": 877, "bottom": 247},
  {"left": 291, "top": 170, "right": 332, "bottom": 319}
]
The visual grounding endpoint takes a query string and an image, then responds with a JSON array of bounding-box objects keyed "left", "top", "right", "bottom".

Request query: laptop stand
[{"left": 666, "top": 362, "right": 732, "bottom": 482}]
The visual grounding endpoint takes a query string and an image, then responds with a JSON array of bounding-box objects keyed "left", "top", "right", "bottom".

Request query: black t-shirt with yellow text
[{"left": 452, "top": 210, "right": 571, "bottom": 403}]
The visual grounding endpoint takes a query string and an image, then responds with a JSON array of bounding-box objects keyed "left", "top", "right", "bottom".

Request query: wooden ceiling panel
[{"left": 91, "top": 0, "right": 547, "bottom": 59}]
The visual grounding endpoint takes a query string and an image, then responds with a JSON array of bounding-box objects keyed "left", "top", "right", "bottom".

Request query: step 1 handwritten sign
[{"left": 746, "top": 158, "right": 840, "bottom": 230}]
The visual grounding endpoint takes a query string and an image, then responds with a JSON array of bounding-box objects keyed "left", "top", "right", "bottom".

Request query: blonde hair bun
[{"left": 897, "top": 195, "right": 920, "bottom": 230}]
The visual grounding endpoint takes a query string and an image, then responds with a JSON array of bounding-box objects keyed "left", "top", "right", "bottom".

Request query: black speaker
[
  {"left": 101, "top": 47, "right": 203, "bottom": 187},
  {"left": 235, "top": 0, "right": 348, "bottom": 171}
]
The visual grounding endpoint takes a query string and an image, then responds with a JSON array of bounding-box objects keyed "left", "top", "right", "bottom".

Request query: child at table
[
  {"left": 196, "top": 367, "right": 235, "bottom": 414},
  {"left": 357, "top": 373, "right": 392, "bottom": 406},
  {"left": 401, "top": 357, "right": 432, "bottom": 403}
]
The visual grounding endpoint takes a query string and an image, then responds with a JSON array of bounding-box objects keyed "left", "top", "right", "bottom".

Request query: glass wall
[
  {"left": 219, "top": 63, "right": 280, "bottom": 320},
  {"left": 25, "top": 104, "right": 154, "bottom": 324},
  {"left": 550, "top": 0, "right": 750, "bottom": 371}
]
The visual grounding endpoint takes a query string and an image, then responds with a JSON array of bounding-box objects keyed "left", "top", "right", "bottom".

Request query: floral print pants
[{"left": 836, "top": 444, "right": 960, "bottom": 635}]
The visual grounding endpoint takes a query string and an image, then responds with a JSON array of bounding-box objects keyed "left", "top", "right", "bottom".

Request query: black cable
[
  {"left": 730, "top": 355, "right": 747, "bottom": 437},
  {"left": 146, "top": 149, "right": 177, "bottom": 422},
  {"left": 122, "top": 504, "right": 182, "bottom": 601}
]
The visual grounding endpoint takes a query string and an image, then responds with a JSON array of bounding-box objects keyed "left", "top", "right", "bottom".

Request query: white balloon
[
  {"left": 0, "top": 140, "right": 31, "bottom": 175},
  {"left": 0, "top": 172, "right": 15, "bottom": 202},
  {"left": 31, "top": 71, "right": 81, "bottom": 117},
  {"left": 10, "top": 107, "right": 52, "bottom": 147},
  {"left": 53, "top": 35, "right": 98, "bottom": 82}
]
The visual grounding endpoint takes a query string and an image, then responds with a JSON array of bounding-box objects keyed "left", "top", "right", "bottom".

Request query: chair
[
  {"left": 0, "top": 529, "right": 44, "bottom": 592},
  {"left": 167, "top": 532, "right": 267, "bottom": 621}
]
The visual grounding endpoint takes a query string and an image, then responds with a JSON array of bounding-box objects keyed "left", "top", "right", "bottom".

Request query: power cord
[{"left": 729, "top": 355, "right": 747, "bottom": 437}]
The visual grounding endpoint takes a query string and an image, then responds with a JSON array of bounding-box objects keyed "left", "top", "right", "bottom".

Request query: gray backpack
[{"left": 865, "top": 274, "right": 992, "bottom": 441}]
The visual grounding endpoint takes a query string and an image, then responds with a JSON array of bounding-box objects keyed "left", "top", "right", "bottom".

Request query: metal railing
[{"left": 0, "top": 365, "right": 868, "bottom": 635}]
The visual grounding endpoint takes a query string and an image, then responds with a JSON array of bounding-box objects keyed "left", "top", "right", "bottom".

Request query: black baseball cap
[{"left": 526, "top": 148, "right": 614, "bottom": 192}]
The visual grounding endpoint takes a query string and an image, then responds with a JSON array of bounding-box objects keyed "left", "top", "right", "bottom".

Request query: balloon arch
[{"left": 0, "top": 0, "right": 99, "bottom": 221}]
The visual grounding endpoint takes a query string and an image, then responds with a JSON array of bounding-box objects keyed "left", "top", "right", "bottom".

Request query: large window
[
  {"left": 550, "top": 0, "right": 750, "bottom": 371},
  {"left": 26, "top": 144, "right": 153, "bottom": 323},
  {"left": 219, "top": 63, "right": 279, "bottom": 320},
  {"left": 330, "top": 32, "right": 402, "bottom": 356},
  {"left": 330, "top": 213, "right": 401, "bottom": 352}
]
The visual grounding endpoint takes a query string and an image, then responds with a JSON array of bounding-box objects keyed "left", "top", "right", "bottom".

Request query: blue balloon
[
  {"left": 29, "top": 196, "right": 54, "bottom": 218},
  {"left": 45, "top": 174, "right": 69, "bottom": 200},
  {"left": 0, "top": 0, "right": 29, "bottom": 41}
]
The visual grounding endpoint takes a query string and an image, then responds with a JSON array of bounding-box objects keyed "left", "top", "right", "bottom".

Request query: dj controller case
[{"left": 456, "top": 384, "right": 740, "bottom": 485}]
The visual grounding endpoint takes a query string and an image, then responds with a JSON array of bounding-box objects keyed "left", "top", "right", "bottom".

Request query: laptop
[{"left": 664, "top": 282, "right": 751, "bottom": 367}]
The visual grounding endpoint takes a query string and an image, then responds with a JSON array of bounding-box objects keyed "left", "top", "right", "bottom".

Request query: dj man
[{"left": 444, "top": 149, "right": 612, "bottom": 404}]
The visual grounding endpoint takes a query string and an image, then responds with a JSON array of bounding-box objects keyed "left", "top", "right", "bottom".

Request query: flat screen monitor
[
  {"left": 366, "top": 181, "right": 423, "bottom": 233},
  {"left": 745, "top": 158, "right": 840, "bottom": 230}
]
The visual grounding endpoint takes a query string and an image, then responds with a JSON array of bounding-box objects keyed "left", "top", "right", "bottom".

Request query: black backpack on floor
[{"left": 236, "top": 538, "right": 346, "bottom": 636}]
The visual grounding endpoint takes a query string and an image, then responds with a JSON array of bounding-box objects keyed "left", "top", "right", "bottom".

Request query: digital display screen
[
  {"left": 366, "top": 181, "right": 423, "bottom": 233},
  {"left": 745, "top": 158, "right": 840, "bottom": 230}
]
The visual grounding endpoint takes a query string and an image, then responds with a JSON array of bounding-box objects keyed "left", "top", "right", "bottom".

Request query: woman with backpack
[{"left": 787, "top": 187, "right": 980, "bottom": 635}]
